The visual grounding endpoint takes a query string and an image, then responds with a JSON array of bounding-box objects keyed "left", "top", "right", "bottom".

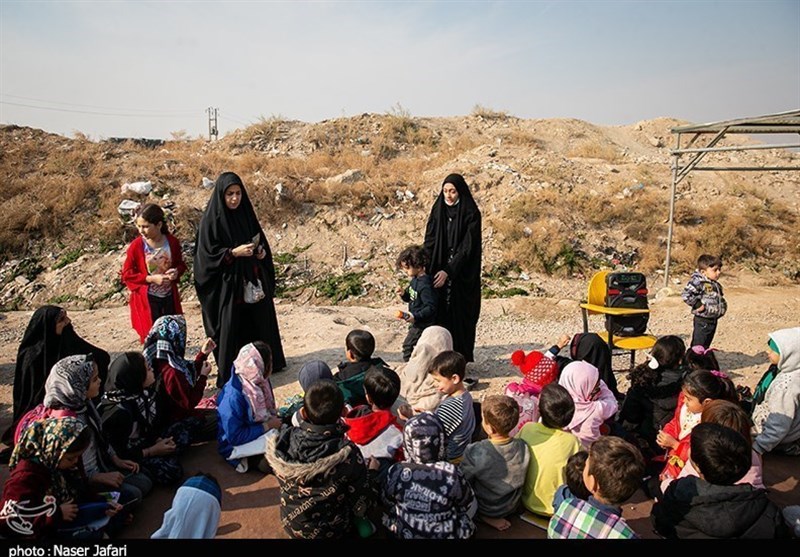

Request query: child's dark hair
[
  {"left": 628, "top": 335, "right": 686, "bottom": 389},
  {"left": 364, "top": 366, "right": 401, "bottom": 410},
  {"left": 697, "top": 254, "right": 722, "bottom": 270},
  {"left": 345, "top": 330, "right": 375, "bottom": 362},
  {"left": 685, "top": 346, "right": 720, "bottom": 372},
  {"left": 587, "top": 437, "right": 645, "bottom": 506},
  {"left": 481, "top": 395, "right": 519, "bottom": 437},
  {"left": 137, "top": 203, "right": 168, "bottom": 235},
  {"left": 538, "top": 383, "right": 576, "bottom": 430},
  {"left": 65, "top": 427, "right": 92, "bottom": 456},
  {"left": 251, "top": 341, "right": 273, "bottom": 375},
  {"left": 396, "top": 245, "right": 430, "bottom": 271},
  {"left": 690, "top": 422, "right": 750, "bottom": 485},
  {"left": 683, "top": 369, "right": 737, "bottom": 403},
  {"left": 303, "top": 379, "right": 344, "bottom": 425},
  {"left": 565, "top": 451, "right": 590, "bottom": 501},
  {"left": 427, "top": 351, "right": 466, "bottom": 380},
  {"left": 700, "top": 399, "right": 753, "bottom": 451}
]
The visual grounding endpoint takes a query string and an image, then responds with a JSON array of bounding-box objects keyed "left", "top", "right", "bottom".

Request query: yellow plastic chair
[{"left": 579, "top": 270, "right": 656, "bottom": 369}]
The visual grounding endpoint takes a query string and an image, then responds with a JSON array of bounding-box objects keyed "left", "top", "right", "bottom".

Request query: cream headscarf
[{"left": 398, "top": 326, "right": 452, "bottom": 412}]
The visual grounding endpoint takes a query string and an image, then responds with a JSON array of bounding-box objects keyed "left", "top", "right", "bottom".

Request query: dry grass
[
  {"left": 471, "top": 104, "right": 511, "bottom": 121},
  {"left": 568, "top": 142, "right": 621, "bottom": 163}
]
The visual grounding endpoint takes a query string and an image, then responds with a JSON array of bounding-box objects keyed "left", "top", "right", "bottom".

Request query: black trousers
[
  {"left": 691, "top": 316, "right": 718, "bottom": 349},
  {"left": 148, "top": 292, "right": 176, "bottom": 322},
  {"left": 402, "top": 324, "right": 426, "bottom": 361}
]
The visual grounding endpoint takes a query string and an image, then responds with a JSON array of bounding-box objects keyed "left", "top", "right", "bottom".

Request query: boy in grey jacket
[{"left": 682, "top": 254, "right": 727, "bottom": 348}]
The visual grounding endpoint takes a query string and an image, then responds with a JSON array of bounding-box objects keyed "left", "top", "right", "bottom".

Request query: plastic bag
[
  {"left": 243, "top": 279, "right": 265, "bottom": 304},
  {"left": 120, "top": 181, "right": 152, "bottom": 195}
]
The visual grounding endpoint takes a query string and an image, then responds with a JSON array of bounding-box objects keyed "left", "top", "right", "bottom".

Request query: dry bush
[
  {"left": 471, "top": 105, "right": 510, "bottom": 121},
  {"left": 500, "top": 129, "right": 545, "bottom": 148},
  {"left": 568, "top": 142, "right": 621, "bottom": 163}
]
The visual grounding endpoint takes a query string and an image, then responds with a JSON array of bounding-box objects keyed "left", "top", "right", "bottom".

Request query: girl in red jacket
[{"left": 122, "top": 204, "right": 187, "bottom": 343}]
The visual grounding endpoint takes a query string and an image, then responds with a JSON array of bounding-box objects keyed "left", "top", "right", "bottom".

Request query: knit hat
[{"left": 510, "top": 350, "right": 558, "bottom": 394}]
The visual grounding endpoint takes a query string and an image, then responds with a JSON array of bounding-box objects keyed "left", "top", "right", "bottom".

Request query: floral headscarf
[
  {"left": 143, "top": 315, "right": 194, "bottom": 386},
  {"left": 10, "top": 417, "right": 85, "bottom": 501},
  {"left": 233, "top": 343, "right": 275, "bottom": 423}
]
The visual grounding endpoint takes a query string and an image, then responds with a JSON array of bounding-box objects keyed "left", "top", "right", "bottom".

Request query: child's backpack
[{"left": 506, "top": 350, "right": 559, "bottom": 436}]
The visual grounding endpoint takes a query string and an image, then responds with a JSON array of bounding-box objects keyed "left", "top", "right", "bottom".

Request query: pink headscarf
[
  {"left": 558, "top": 361, "right": 618, "bottom": 448},
  {"left": 233, "top": 344, "right": 275, "bottom": 423}
]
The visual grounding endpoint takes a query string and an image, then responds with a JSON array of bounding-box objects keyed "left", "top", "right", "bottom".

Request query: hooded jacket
[
  {"left": 343, "top": 406, "right": 403, "bottom": 461},
  {"left": 652, "top": 476, "right": 788, "bottom": 539},
  {"left": 752, "top": 327, "right": 800, "bottom": 454},
  {"left": 682, "top": 271, "right": 727, "bottom": 319},
  {"left": 265, "top": 419, "right": 371, "bottom": 539}
]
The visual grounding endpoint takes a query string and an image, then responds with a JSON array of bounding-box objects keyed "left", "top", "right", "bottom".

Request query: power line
[
  {"left": 1, "top": 93, "right": 201, "bottom": 114},
  {"left": 0, "top": 100, "right": 195, "bottom": 118}
]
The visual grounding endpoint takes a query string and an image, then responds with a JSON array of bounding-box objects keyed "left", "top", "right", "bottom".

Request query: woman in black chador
[
  {"left": 1, "top": 305, "right": 110, "bottom": 448},
  {"left": 423, "top": 173, "right": 482, "bottom": 362},
  {"left": 194, "top": 172, "right": 286, "bottom": 387}
]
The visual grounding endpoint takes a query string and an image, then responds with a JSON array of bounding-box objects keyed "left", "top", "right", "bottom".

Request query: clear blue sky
[{"left": 1, "top": 0, "right": 798, "bottom": 139}]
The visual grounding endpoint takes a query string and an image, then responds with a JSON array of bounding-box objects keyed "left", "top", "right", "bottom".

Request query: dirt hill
[{"left": 1, "top": 111, "right": 798, "bottom": 311}]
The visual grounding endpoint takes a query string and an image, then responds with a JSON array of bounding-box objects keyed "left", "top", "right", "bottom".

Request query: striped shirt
[
  {"left": 435, "top": 390, "right": 475, "bottom": 461},
  {"left": 548, "top": 497, "right": 638, "bottom": 539}
]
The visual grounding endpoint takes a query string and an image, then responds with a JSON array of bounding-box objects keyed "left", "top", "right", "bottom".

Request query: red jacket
[
  {"left": 660, "top": 392, "right": 692, "bottom": 481},
  {"left": 121, "top": 234, "right": 187, "bottom": 343},
  {"left": 0, "top": 460, "right": 63, "bottom": 538},
  {"left": 157, "top": 352, "right": 209, "bottom": 426},
  {"left": 343, "top": 406, "right": 404, "bottom": 462}
]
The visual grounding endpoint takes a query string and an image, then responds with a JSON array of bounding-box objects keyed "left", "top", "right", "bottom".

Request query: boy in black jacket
[{"left": 396, "top": 245, "right": 438, "bottom": 361}]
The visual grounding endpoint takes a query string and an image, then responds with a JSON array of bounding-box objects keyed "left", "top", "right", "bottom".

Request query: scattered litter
[
  {"left": 202, "top": 177, "right": 215, "bottom": 189},
  {"left": 345, "top": 258, "right": 367, "bottom": 269},
  {"left": 120, "top": 181, "right": 152, "bottom": 195},
  {"left": 117, "top": 200, "right": 141, "bottom": 222}
]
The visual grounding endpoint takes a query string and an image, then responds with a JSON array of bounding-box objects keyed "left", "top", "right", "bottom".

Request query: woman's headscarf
[
  {"left": 143, "top": 315, "right": 193, "bottom": 386},
  {"left": 10, "top": 417, "right": 85, "bottom": 501},
  {"left": 298, "top": 360, "right": 333, "bottom": 392},
  {"left": 233, "top": 343, "right": 274, "bottom": 423},
  {"left": 5, "top": 306, "right": 110, "bottom": 443},
  {"left": 403, "top": 412, "right": 446, "bottom": 464},
  {"left": 559, "top": 360, "right": 617, "bottom": 447},
  {"left": 569, "top": 333, "right": 616, "bottom": 395},
  {"left": 43, "top": 355, "right": 95, "bottom": 411},
  {"left": 398, "top": 326, "right": 452, "bottom": 411},
  {"left": 99, "top": 352, "right": 157, "bottom": 436},
  {"left": 151, "top": 475, "right": 221, "bottom": 539}
]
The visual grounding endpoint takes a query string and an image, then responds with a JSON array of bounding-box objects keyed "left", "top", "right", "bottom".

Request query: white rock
[
  {"left": 202, "top": 177, "right": 215, "bottom": 189},
  {"left": 14, "top": 276, "right": 29, "bottom": 286},
  {"left": 121, "top": 181, "right": 152, "bottom": 195}
]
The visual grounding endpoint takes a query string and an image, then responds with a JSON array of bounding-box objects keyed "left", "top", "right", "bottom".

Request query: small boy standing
[
  {"left": 548, "top": 436, "right": 645, "bottom": 539},
  {"left": 334, "top": 329, "right": 393, "bottom": 407},
  {"left": 396, "top": 245, "right": 439, "bottom": 361},
  {"left": 343, "top": 366, "right": 404, "bottom": 483},
  {"left": 266, "top": 379, "right": 372, "bottom": 539},
  {"left": 429, "top": 351, "right": 476, "bottom": 462},
  {"left": 682, "top": 254, "right": 727, "bottom": 348},
  {"left": 460, "top": 395, "right": 530, "bottom": 531},
  {"left": 518, "top": 383, "right": 581, "bottom": 517},
  {"left": 652, "top": 423, "right": 788, "bottom": 539},
  {"left": 382, "top": 412, "right": 476, "bottom": 539}
]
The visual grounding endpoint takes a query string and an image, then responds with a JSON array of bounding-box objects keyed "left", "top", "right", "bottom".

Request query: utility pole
[{"left": 206, "top": 107, "right": 219, "bottom": 141}]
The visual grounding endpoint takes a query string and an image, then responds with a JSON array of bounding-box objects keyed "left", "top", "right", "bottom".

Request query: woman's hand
[
  {"left": 255, "top": 245, "right": 266, "bottom": 260},
  {"left": 147, "top": 437, "right": 177, "bottom": 457},
  {"left": 111, "top": 454, "right": 139, "bottom": 474},
  {"left": 105, "top": 502, "right": 122, "bottom": 518},
  {"left": 232, "top": 243, "right": 256, "bottom": 258},
  {"left": 433, "top": 270, "right": 448, "bottom": 288},
  {"left": 60, "top": 499, "right": 78, "bottom": 522},
  {"left": 264, "top": 416, "right": 283, "bottom": 431}
]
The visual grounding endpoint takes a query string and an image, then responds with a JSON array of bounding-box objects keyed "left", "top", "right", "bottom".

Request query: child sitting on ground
[
  {"left": 266, "top": 379, "right": 372, "bottom": 539},
  {"left": 656, "top": 369, "right": 737, "bottom": 486},
  {"left": 382, "top": 412, "right": 476, "bottom": 539},
  {"left": 548, "top": 436, "right": 645, "bottom": 539},
  {"left": 752, "top": 327, "right": 800, "bottom": 456},
  {"left": 518, "top": 383, "right": 581, "bottom": 517},
  {"left": 619, "top": 335, "right": 687, "bottom": 457},
  {"left": 652, "top": 423, "right": 788, "bottom": 539},
  {"left": 395, "top": 245, "right": 438, "bottom": 361},
  {"left": 552, "top": 450, "right": 590, "bottom": 510},
  {"left": 558, "top": 361, "right": 618, "bottom": 449},
  {"left": 280, "top": 360, "right": 333, "bottom": 426},
  {"left": 335, "top": 329, "right": 393, "bottom": 407},
  {"left": 429, "top": 351, "right": 476, "bottom": 462},
  {"left": 343, "top": 366, "right": 404, "bottom": 483},
  {"left": 460, "top": 395, "right": 530, "bottom": 531},
  {"left": 151, "top": 473, "right": 221, "bottom": 539},
  {"left": 661, "top": 399, "right": 764, "bottom": 494}
]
